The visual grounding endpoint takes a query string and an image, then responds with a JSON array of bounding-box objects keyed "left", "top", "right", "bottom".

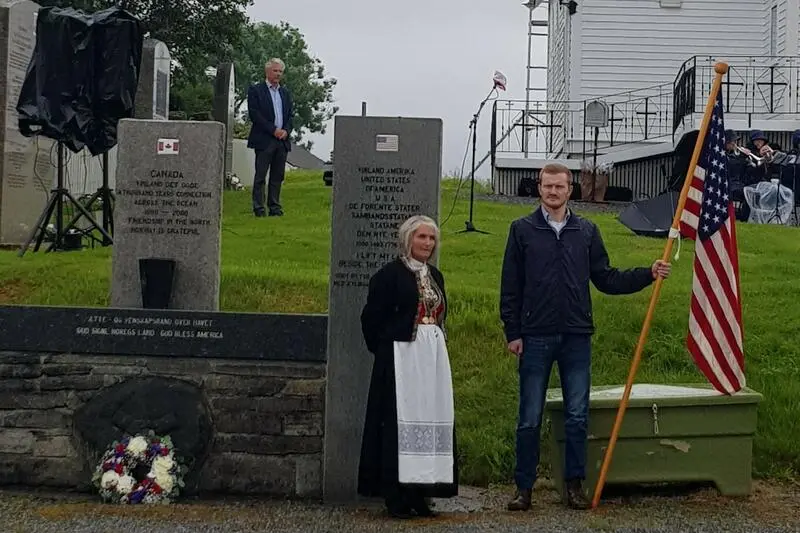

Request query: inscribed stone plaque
[
  {"left": 0, "top": 305, "right": 327, "bottom": 362},
  {"left": 134, "top": 38, "right": 170, "bottom": 120},
  {"left": 0, "top": 0, "right": 54, "bottom": 245},
  {"left": 111, "top": 119, "right": 224, "bottom": 310},
  {"left": 212, "top": 62, "right": 235, "bottom": 179},
  {"left": 324, "top": 116, "right": 442, "bottom": 503}
]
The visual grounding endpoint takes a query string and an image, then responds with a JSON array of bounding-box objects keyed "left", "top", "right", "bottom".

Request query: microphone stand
[{"left": 458, "top": 85, "right": 497, "bottom": 235}]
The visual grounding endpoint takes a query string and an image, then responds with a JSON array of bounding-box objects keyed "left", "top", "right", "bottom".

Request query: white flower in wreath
[
  {"left": 152, "top": 455, "right": 174, "bottom": 477},
  {"left": 101, "top": 470, "right": 120, "bottom": 490},
  {"left": 117, "top": 474, "right": 136, "bottom": 494},
  {"left": 155, "top": 473, "right": 175, "bottom": 493},
  {"left": 127, "top": 436, "right": 148, "bottom": 457}
]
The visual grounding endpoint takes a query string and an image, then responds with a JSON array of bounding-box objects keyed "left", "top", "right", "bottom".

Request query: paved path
[{"left": 2, "top": 482, "right": 798, "bottom": 532}]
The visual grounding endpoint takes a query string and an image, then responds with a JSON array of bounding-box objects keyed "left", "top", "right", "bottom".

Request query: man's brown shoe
[
  {"left": 507, "top": 488, "right": 532, "bottom": 511},
  {"left": 565, "top": 479, "right": 590, "bottom": 510}
]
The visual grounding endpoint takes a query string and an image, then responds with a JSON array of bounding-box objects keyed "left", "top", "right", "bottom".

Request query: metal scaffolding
[{"left": 522, "top": 0, "right": 549, "bottom": 156}]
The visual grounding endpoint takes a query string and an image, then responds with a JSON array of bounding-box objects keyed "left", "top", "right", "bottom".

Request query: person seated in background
[
  {"left": 761, "top": 129, "right": 800, "bottom": 206},
  {"left": 732, "top": 130, "right": 780, "bottom": 186},
  {"left": 780, "top": 129, "right": 800, "bottom": 156},
  {"left": 747, "top": 129, "right": 782, "bottom": 159},
  {"left": 733, "top": 130, "right": 800, "bottom": 222},
  {"left": 725, "top": 130, "right": 751, "bottom": 222}
]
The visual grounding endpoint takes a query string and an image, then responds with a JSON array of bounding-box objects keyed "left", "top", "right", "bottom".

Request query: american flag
[
  {"left": 375, "top": 134, "right": 399, "bottom": 152},
  {"left": 678, "top": 90, "right": 745, "bottom": 395}
]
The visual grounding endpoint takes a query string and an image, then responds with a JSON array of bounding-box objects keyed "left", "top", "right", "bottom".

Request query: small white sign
[
  {"left": 157, "top": 138, "right": 180, "bottom": 155},
  {"left": 376, "top": 134, "right": 399, "bottom": 152}
]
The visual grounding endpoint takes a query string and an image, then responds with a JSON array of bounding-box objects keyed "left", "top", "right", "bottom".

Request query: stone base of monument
[
  {"left": 0, "top": 305, "right": 329, "bottom": 499},
  {"left": 545, "top": 383, "right": 763, "bottom": 500}
]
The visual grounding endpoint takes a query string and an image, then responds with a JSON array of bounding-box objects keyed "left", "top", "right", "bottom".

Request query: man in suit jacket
[{"left": 247, "top": 58, "right": 294, "bottom": 217}]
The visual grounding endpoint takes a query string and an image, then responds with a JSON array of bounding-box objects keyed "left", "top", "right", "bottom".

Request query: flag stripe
[
  {"left": 691, "top": 256, "right": 744, "bottom": 372},
  {"left": 694, "top": 241, "right": 743, "bottom": 351},
  {"left": 686, "top": 328, "right": 731, "bottom": 393},
  {"left": 706, "top": 227, "right": 744, "bottom": 345},
  {"left": 678, "top": 89, "right": 745, "bottom": 395},
  {"left": 689, "top": 297, "right": 743, "bottom": 392}
]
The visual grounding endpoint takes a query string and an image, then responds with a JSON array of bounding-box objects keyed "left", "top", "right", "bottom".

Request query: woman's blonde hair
[{"left": 398, "top": 215, "right": 440, "bottom": 258}]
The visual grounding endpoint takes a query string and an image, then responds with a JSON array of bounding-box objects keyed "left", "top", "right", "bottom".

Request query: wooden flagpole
[{"left": 590, "top": 62, "right": 729, "bottom": 509}]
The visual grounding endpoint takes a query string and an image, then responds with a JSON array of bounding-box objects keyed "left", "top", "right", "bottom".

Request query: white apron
[{"left": 393, "top": 324, "right": 455, "bottom": 484}]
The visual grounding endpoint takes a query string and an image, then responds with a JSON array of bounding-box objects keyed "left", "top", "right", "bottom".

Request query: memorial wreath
[{"left": 92, "top": 432, "right": 186, "bottom": 504}]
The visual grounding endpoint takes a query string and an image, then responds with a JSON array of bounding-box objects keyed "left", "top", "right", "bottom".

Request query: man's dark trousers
[
  {"left": 252, "top": 141, "right": 287, "bottom": 216},
  {"left": 514, "top": 333, "right": 591, "bottom": 490}
]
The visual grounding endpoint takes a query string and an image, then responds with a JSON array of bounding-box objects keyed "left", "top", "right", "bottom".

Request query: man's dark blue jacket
[
  {"left": 247, "top": 81, "right": 293, "bottom": 152},
  {"left": 500, "top": 207, "right": 654, "bottom": 342}
]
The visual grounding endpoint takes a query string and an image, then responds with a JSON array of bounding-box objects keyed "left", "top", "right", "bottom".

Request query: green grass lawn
[{"left": 2, "top": 170, "right": 799, "bottom": 486}]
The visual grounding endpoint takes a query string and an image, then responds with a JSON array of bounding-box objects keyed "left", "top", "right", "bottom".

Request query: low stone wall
[{"left": 0, "top": 351, "right": 325, "bottom": 498}]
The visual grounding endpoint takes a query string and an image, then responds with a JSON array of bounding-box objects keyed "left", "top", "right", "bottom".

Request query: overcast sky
[{"left": 247, "top": 0, "right": 546, "bottom": 180}]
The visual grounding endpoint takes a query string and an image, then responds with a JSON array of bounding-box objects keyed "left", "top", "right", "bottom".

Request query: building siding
[
  {"left": 774, "top": 0, "right": 788, "bottom": 56},
  {"left": 574, "top": 0, "right": 768, "bottom": 100},
  {"left": 795, "top": 0, "right": 800, "bottom": 55}
]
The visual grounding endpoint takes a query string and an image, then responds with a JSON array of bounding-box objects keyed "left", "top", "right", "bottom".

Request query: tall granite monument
[
  {"left": 110, "top": 119, "right": 224, "bottom": 311},
  {"left": 212, "top": 62, "right": 235, "bottom": 181},
  {"left": 323, "top": 116, "right": 443, "bottom": 502},
  {"left": 0, "top": 0, "right": 54, "bottom": 245},
  {"left": 134, "top": 38, "right": 170, "bottom": 121}
]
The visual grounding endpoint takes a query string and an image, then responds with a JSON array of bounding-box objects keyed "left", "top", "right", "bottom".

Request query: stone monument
[
  {"left": 323, "top": 116, "right": 443, "bottom": 502},
  {"left": 134, "top": 38, "right": 170, "bottom": 121},
  {"left": 212, "top": 62, "right": 235, "bottom": 181},
  {"left": 110, "top": 119, "right": 224, "bottom": 311},
  {"left": 0, "top": 0, "right": 54, "bottom": 245}
]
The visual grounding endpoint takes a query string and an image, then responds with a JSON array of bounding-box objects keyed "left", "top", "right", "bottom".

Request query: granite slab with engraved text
[
  {"left": 324, "top": 116, "right": 443, "bottom": 502},
  {"left": 0, "top": 0, "right": 54, "bottom": 245},
  {"left": 0, "top": 305, "right": 327, "bottom": 362},
  {"left": 111, "top": 119, "right": 223, "bottom": 310}
]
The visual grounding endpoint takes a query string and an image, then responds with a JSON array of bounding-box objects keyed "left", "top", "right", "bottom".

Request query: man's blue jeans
[{"left": 514, "top": 334, "right": 591, "bottom": 490}]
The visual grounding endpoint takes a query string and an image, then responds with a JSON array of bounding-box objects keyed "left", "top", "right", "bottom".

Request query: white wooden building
[{"left": 492, "top": 0, "right": 800, "bottom": 199}]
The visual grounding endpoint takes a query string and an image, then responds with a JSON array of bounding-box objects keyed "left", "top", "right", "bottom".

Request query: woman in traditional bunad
[{"left": 357, "top": 215, "right": 458, "bottom": 519}]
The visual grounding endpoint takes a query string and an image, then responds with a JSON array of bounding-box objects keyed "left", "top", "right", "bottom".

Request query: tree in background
[
  {"left": 168, "top": 80, "right": 214, "bottom": 121},
  {"left": 229, "top": 22, "right": 338, "bottom": 150}
]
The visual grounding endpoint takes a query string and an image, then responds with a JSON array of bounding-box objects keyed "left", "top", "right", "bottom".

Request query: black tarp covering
[
  {"left": 17, "top": 6, "right": 144, "bottom": 156},
  {"left": 618, "top": 191, "right": 680, "bottom": 238}
]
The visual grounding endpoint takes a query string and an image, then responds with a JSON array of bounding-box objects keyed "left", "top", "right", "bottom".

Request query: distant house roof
[{"left": 287, "top": 143, "right": 326, "bottom": 170}]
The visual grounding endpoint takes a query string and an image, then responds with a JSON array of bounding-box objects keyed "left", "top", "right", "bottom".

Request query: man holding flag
[
  {"left": 499, "top": 162, "right": 672, "bottom": 512},
  {"left": 590, "top": 62, "right": 745, "bottom": 509}
]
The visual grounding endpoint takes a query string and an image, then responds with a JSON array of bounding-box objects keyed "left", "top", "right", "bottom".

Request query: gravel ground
[{"left": 2, "top": 481, "right": 798, "bottom": 533}]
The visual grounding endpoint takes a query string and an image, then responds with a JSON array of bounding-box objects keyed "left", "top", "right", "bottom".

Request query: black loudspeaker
[
  {"left": 139, "top": 258, "right": 177, "bottom": 309},
  {"left": 17, "top": 6, "right": 144, "bottom": 156}
]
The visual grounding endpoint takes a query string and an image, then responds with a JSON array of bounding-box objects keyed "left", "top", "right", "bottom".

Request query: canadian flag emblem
[{"left": 157, "top": 138, "right": 180, "bottom": 155}]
